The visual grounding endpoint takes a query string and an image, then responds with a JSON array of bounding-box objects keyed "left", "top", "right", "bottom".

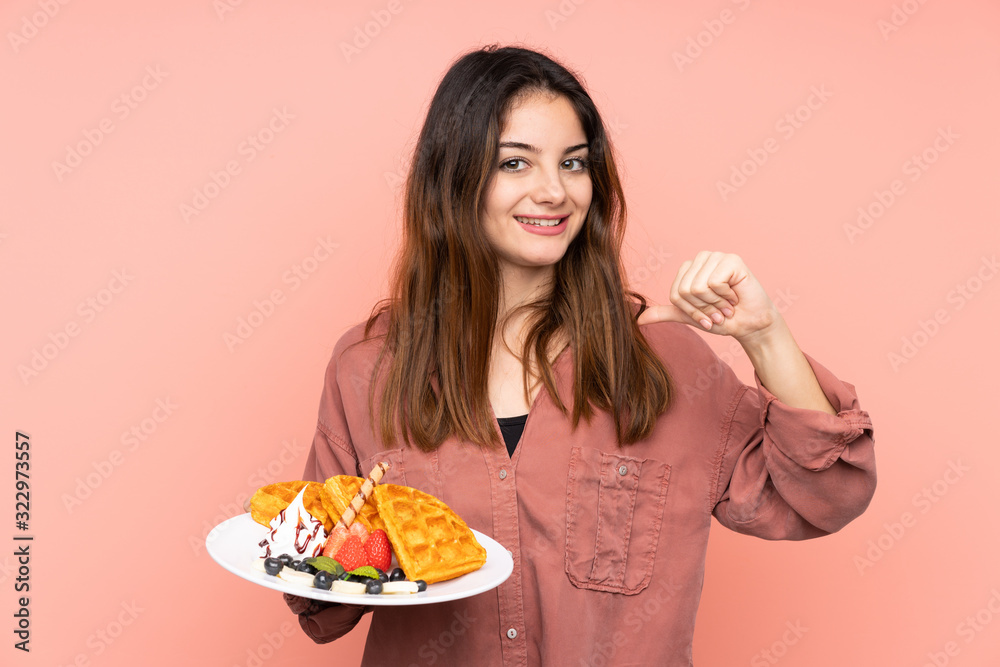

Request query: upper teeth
[{"left": 516, "top": 216, "right": 563, "bottom": 227}]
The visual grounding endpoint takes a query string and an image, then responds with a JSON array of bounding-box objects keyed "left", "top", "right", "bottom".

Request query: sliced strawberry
[
  {"left": 333, "top": 535, "right": 367, "bottom": 572},
  {"left": 321, "top": 525, "right": 350, "bottom": 558},
  {"left": 349, "top": 521, "right": 369, "bottom": 542},
  {"left": 363, "top": 529, "right": 392, "bottom": 572}
]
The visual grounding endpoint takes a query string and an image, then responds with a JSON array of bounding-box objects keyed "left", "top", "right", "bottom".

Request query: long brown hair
[{"left": 358, "top": 45, "right": 672, "bottom": 451}]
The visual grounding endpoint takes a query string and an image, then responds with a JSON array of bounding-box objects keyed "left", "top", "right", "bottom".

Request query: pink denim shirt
[{"left": 292, "top": 315, "right": 876, "bottom": 666}]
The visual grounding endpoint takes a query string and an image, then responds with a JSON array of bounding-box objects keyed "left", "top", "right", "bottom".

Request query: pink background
[{"left": 4, "top": 1, "right": 999, "bottom": 665}]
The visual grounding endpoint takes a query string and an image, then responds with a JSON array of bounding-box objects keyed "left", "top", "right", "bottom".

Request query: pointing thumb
[{"left": 636, "top": 303, "right": 692, "bottom": 327}]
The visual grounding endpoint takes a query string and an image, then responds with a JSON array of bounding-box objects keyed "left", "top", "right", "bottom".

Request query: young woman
[{"left": 283, "top": 45, "right": 876, "bottom": 666}]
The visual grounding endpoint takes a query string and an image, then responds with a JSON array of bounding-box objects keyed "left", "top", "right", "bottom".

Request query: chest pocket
[{"left": 564, "top": 446, "right": 671, "bottom": 595}]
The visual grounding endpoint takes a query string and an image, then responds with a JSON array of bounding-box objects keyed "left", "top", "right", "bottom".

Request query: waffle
[
  {"left": 250, "top": 480, "right": 334, "bottom": 531},
  {"left": 322, "top": 475, "right": 386, "bottom": 534},
  {"left": 373, "top": 483, "right": 487, "bottom": 584}
]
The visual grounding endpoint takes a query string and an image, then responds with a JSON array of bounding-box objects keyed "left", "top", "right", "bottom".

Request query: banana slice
[
  {"left": 277, "top": 568, "right": 317, "bottom": 586},
  {"left": 381, "top": 581, "right": 419, "bottom": 594},
  {"left": 330, "top": 580, "right": 367, "bottom": 595}
]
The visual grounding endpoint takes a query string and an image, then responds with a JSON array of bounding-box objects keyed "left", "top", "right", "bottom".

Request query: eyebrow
[{"left": 498, "top": 141, "right": 589, "bottom": 154}]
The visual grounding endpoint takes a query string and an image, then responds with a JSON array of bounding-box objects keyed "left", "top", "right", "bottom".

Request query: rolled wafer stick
[{"left": 335, "top": 461, "right": 389, "bottom": 530}]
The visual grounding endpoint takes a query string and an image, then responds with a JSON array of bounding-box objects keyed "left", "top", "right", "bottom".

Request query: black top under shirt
[{"left": 496, "top": 413, "right": 528, "bottom": 458}]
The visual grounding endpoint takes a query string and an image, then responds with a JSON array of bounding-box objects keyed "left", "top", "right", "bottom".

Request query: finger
[
  {"left": 670, "top": 261, "right": 713, "bottom": 330},
  {"left": 688, "top": 253, "right": 731, "bottom": 324},
  {"left": 670, "top": 279, "right": 715, "bottom": 331},
  {"left": 636, "top": 303, "right": 691, "bottom": 326},
  {"left": 670, "top": 259, "right": 694, "bottom": 307},
  {"left": 695, "top": 251, "right": 740, "bottom": 308},
  {"left": 713, "top": 254, "right": 745, "bottom": 306},
  {"left": 676, "top": 252, "right": 716, "bottom": 299},
  {"left": 702, "top": 256, "right": 744, "bottom": 320},
  {"left": 669, "top": 291, "right": 716, "bottom": 330},
  {"left": 283, "top": 593, "right": 312, "bottom": 615}
]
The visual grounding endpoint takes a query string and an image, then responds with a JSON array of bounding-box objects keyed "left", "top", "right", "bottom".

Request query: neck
[
  {"left": 497, "top": 264, "right": 553, "bottom": 324},
  {"left": 493, "top": 263, "right": 569, "bottom": 373},
  {"left": 494, "top": 264, "right": 560, "bottom": 363}
]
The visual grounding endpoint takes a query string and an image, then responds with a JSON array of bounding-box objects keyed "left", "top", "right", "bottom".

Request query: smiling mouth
[{"left": 515, "top": 216, "right": 567, "bottom": 227}]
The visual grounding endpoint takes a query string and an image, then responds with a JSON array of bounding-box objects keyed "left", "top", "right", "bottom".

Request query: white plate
[{"left": 206, "top": 514, "right": 513, "bottom": 606}]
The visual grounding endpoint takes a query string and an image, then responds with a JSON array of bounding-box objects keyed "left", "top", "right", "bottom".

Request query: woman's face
[{"left": 481, "top": 91, "right": 592, "bottom": 284}]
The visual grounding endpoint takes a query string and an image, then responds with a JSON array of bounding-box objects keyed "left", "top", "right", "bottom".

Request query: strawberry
[
  {"left": 363, "top": 529, "right": 393, "bottom": 572},
  {"left": 321, "top": 525, "right": 350, "bottom": 558},
  {"left": 333, "top": 534, "right": 367, "bottom": 572},
  {"left": 349, "top": 522, "right": 369, "bottom": 542}
]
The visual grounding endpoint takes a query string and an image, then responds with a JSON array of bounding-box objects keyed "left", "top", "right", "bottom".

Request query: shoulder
[
  {"left": 628, "top": 299, "right": 717, "bottom": 367},
  {"left": 637, "top": 320, "right": 748, "bottom": 420},
  {"left": 637, "top": 320, "right": 720, "bottom": 371},
  {"left": 326, "top": 310, "right": 390, "bottom": 377}
]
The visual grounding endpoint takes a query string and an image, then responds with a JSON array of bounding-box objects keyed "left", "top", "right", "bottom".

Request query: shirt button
[
  {"left": 618, "top": 464, "right": 628, "bottom": 476},
  {"left": 507, "top": 628, "right": 517, "bottom": 639},
  {"left": 499, "top": 469, "right": 507, "bottom": 480}
]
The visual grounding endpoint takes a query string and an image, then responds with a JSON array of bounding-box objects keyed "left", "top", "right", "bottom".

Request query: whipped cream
[{"left": 258, "top": 486, "right": 326, "bottom": 559}]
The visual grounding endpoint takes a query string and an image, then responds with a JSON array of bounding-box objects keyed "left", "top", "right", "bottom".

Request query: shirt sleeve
[
  {"left": 711, "top": 351, "right": 876, "bottom": 540},
  {"left": 291, "top": 336, "right": 375, "bottom": 643}
]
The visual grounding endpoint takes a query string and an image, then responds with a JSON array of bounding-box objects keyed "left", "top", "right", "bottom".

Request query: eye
[
  {"left": 499, "top": 158, "right": 528, "bottom": 172},
  {"left": 561, "top": 157, "right": 588, "bottom": 171}
]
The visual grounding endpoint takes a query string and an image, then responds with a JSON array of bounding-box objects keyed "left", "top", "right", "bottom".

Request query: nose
[{"left": 530, "top": 164, "right": 566, "bottom": 205}]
